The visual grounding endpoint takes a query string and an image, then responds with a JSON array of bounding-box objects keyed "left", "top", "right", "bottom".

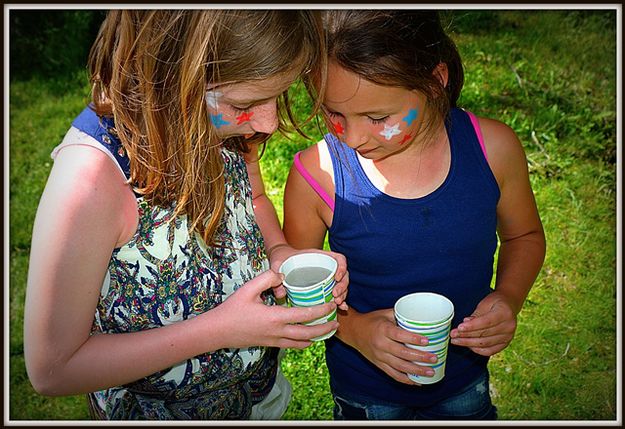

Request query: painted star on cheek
[
  {"left": 210, "top": 113, "right": 230, "bottom": 129},
  {"left": 205, "top": 90, "right": 223, "bottom": 109},
  {"left": 333, "top": 121, "right": 344, "bottom": 135},
  {"left": 379, "top": 123, "right": 402, "bottom": 140},
  {"left": 236, "top": 111, "right": 254, "bottom": 124},
  {"left": 402, "top": 108, "right": 419, "bottom": 126},
  {"left": 399, "top": 133, "right": 413, "bottom": 145}
]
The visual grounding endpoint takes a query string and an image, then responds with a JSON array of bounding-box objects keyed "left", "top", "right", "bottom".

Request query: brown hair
[
  {"left": 321, "top": 10, "right": 464, "bottom": 141},
  {"left": 88, "top": 10, "right": 325, "bottom": 244}
]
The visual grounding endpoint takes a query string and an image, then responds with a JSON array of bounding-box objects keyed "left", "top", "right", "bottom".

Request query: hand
[
  {"left": 214, "top": 270, "right": 339, "bottom": 350},
  {"left": 344, "top": 308, "right": 438, "bottom": 385},
  {"left": 449, "top": 291, "right": 518, "bottom": 356},
  {"left": 268, "top": 245, "right": 349, "bottom": 311}
]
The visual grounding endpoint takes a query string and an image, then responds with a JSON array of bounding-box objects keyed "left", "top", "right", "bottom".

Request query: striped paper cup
[{"left": 279, "top": 253, "right": 338, "bottom": 341}]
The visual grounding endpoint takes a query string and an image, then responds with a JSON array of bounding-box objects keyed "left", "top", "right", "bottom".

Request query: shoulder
[
  {"left": 44, "top": 143, "right": 137, "bottom": 247},
  {"left": 296, "top": 138, "right": 333, "bottom": 177},
  {"left": 474, "top": 116, "right": 528, "bottom": 188}
]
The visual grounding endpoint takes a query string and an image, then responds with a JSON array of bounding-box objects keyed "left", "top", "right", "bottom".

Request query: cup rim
[
  {"left": 278, "top": 252, "right": 338, "bottom": 290},
  {"left": 394, "top": 292, "right": 454, "bottom": 324},
  {"left": 395, "top": 311, "right": 454, "bottom": 329}
]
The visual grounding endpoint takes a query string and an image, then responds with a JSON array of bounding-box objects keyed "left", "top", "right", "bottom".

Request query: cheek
[
  {"left": 329, "top": 117, "right": 346, "bottom": 135},
  {"left": 250, "top": 103, "right": 277, "bottom": 123},
  {"left": 377, "top": 107, "right": 420, "bottom": 145}
]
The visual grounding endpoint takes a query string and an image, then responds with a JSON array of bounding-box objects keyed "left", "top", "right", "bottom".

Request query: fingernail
[
  {"left": 429, "top": 355, "right": 437, "bottom": 363},
  {"left": 420, "top": 337, "right": 429, "bottom": 345},
  {"left": 426, "top": 370, "right": 435, "bottom": 376}
]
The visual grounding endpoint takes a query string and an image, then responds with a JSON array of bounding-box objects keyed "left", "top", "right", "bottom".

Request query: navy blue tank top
[{"left": 325, "top": 108, "right": 500, "bottom": 406}]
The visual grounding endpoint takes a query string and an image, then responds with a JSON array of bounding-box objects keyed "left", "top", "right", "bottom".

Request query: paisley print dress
[{"left": 56, "top": 107, "right": 279, "bottom": 419}]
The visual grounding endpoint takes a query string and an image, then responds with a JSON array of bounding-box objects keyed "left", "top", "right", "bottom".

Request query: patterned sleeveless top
[{"left": 54, "top": 106, "right": 278, "bottom": 419}]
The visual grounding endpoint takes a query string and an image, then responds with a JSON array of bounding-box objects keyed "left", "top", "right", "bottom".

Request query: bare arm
[
  {"left": 450, "top": 117, "right": 546, "bottom": 355},
  {"left": 281, "top": 141, "right": 349, "bottom": 309},
  {"left": 25, "top": 145, "right": 338, "bottom": 396},
  {"left": 244, "top": 145, "right": 289, "bottom": 261},
  {"left": 282, "top": 143, "right": 332, "bottom": 250}
]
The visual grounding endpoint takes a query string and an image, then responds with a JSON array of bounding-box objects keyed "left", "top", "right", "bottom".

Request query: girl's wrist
[{"left": 266, "top": 242, "right": 290, "bottom": 260}]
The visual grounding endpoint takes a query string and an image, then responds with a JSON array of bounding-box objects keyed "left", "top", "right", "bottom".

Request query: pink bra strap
[
  {"left": 293, "top": 151, "right": 335, "bottom": 212},
  {"left": 465, "top": 110, "right": 488, "bottom": 161}
]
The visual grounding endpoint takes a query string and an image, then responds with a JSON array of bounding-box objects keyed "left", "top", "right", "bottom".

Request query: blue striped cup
[
  {"left": 394, "top": 292, "right": 454, "bottom": 384},
  {"left": 279, "top": 253, "right": 338, "bottom": 341}
]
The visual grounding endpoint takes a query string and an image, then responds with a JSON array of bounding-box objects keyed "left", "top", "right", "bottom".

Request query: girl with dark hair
[{"left": 284, "top": 10, "right": 545, "bottom": 420}]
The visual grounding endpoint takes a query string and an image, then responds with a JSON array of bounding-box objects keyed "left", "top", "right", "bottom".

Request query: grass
[{"left": 8, "top": 10, "right": 618, "bottom": 422}]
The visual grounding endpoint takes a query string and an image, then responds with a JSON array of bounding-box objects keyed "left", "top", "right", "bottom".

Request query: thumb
[{"left": 241, "top": 270, "right": 284, "bottom": 297}]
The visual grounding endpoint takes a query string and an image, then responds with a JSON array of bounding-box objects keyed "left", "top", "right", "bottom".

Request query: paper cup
[
  {"left": 279, "top": 253, "right": 338, "bottom": 341},
  {"left": 394, "top": 292, "right": 454, "bottom": 384}
]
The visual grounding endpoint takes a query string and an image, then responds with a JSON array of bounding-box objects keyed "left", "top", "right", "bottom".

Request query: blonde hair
[{"left": 88, "top": 10, "right": 326, "bottom": 244}]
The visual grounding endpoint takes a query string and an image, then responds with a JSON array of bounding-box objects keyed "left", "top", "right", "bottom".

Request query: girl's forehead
[
  {"left": 324, "top": 63, "right": 416, "bottom": 113},
  {"left": 211, "top": 68, "right": 300, "bottom": 103}
]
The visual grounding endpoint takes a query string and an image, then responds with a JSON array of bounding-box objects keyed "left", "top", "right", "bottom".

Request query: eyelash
[
  {"left": 369, "top": 116, "right": 388, "bottom": 124},
  {"left": 327, "top": 111, "right": 389, "bottom": 125},
  {"left": 232, "top": 105, "right": 251, "bottom": 114}
]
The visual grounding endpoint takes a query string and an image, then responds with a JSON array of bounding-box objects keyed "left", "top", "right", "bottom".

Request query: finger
[
  {"left": 282, "top": 319, "right": 339, "bottom": 342},
  {"left": 450, "top": 333, "right": 511, "bottom": 349},
  {"left": 279, "top": 302, "right": 338, "bottom": 325},
  {"left": 390, "top": 326, "right": 429, "bottom": 347},
  {"left": 451, "top": 319, "right": 515, "bottom": 340},
  {"left": 383, "top": 353, "right": 437, "bottom": 382},
  {"left": 244, "top": 270, "right": 284, "bottom": 297},
  {"left": 396, "top": 343, "right": 439, "bottom": 366},
  {"left": 455, "top": 312, "right": 500, "bottom": 333},
  {"left": 469, "top": 343, "right": 509, "bottom": 356},
  {"left": 332, "top": 285, "right": 349, "bottom": 310},
  {"left": 271, "top": 284, "right": 287, "bottom": 300},
  {"left": 325, "top": 250, "right": 347, "bottom": 280},
  {"left": 376, "top": 360, "right": 418, "bottom": 385}
]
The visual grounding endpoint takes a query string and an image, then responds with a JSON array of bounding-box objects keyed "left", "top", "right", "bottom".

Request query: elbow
[
  {"left": 531, "top": 228, "right": 547, "bottom": 268},
  {"left": 25, "top": 355, "right": 70, "bottom": 397},
  {"left": 26, "top": 365, "right": 64, "bottom": 397}
]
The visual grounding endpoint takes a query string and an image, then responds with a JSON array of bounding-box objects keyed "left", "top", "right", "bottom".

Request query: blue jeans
[{"left": 332, "top": 371, "right": 497, "bottom": 420}]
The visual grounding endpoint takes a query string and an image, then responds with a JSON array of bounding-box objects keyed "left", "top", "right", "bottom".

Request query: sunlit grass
[{"left": 9, "top": 10, "right": 617, "bottom": 421}]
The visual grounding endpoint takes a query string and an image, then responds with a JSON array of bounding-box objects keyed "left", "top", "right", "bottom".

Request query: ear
[{"left": 433, "top": 62, "right": 449, "bottom": 88}]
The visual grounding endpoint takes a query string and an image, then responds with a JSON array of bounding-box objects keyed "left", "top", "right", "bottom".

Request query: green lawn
[{"left": 8, "top": 10, "right": 618, "bottom": 421}]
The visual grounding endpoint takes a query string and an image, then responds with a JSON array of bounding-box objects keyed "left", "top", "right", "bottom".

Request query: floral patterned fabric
[{"left": 58, "top": 110, "right": 278, "bottom": 419}]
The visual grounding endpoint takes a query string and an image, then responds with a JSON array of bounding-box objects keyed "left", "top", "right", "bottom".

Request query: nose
[
  {"left": 250, "top": 102, "right": 279, "bottom": 135},
  {"left": 342, "top": 122, "right": 367, "bottom": 149}
]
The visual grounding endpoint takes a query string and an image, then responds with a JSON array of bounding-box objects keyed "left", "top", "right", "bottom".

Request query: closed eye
[
  {"left": 368, "top": 116, "right": 389, "bottom": 124},
  {"left": 231, "top": 105, "right": 252, "bottom": 114}
]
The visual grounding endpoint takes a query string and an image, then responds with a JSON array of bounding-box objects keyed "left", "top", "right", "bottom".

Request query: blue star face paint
[
  {"left": 402, "top": 108, "right": 419, "bottom": 126},
  {"left": 210, "top": 113, "right": 230, "bottom": 129},
  {"left": 203, "top": 68, "right": 300, "bottom": 139}
]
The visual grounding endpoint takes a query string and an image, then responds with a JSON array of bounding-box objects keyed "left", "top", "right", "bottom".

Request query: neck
[{"left": 361, "top": 127, "right": 450, "bottom": 199}]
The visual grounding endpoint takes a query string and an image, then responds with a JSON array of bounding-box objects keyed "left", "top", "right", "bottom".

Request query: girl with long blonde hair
[{"left": 25, "top": 9, "right": 348, "bottom": 420}]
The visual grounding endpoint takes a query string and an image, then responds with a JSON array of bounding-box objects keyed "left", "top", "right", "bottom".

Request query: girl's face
[
  {"left": 323, "top": 61, "right": 426, "bottom": 160},
  {"left": 206, "top": 68, "right": 300, "bottom": 140}
]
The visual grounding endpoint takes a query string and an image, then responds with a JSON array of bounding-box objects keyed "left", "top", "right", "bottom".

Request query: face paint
[
  {"left": 205, "top": 90, "right": 223, "bottom": 109},
  {"left": 332, "top": 121, "right": 344, "bottom": 135},
  {"left": 236, "top": 111, "right": 254, "bottom": 125},
  {"left": 402, "top": 108, "right": 419, "bottom": 126},
  {"left": 210, "top": 113, "right": 230, "bottom": 129},
  {"left": 379, "top": 123, "right": 402, "bottom": 141},
  {"left": 399, "top": 133, "right": 413, "bottom": 145}
]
